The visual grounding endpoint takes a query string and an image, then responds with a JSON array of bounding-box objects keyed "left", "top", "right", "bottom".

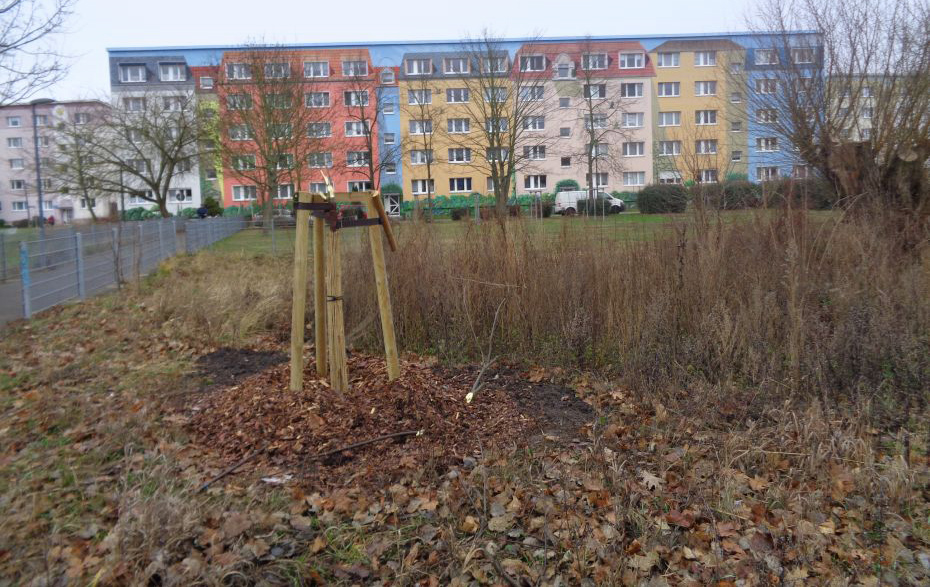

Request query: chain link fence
[{"left": 16, "top": 217, "right": 245, "bottom": 319}]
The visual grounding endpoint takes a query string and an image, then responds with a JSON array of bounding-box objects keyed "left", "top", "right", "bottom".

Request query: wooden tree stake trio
[{"left": 290, "top": 174, "right": 400, "bottom": 393}]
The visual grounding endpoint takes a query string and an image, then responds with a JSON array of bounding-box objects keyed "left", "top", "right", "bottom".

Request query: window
[
  {"left": 9, "top": 158, "right": 24, "bottom": 169},
  {"left": 584, "top": 84, "right": 606, "bottom": 99},
  {"left": 587, "top": 172, "right": 609, "bottom": 187},
  {"left": 484, "top": 57, "right": 508, "bottom": 73},
  {"left": 700, "top": 169, "right": 718, "bottom": 183},
  {"left": 559, "top": 127, "right": 571, "bottom": 137},
  {"left": 695, "top": 110, "right": 717, "bottom": 125},
  {"left": 554, "top": 62, "right": 574, "bottom": 79},
  {"left": 232, "top": 185, "right": 257, "bottom": 201},
  {"left": 695, "top": 139, "right": 718, "bottom": 154},
  {"left": 384, "top": 161, "right": 397, "bottom": 174},
  {"left": 861, "top": 128, "right": 871, "bottom": 140},
  {"left": 306, "top": 92, "right": 330, "bottom": 107},
  {"left": 658, "top": 141, "right": 681, "bottom": 156},
  {"left": 591, "top": 143, "right": 608, "bottom": 157},
  {"left": 755, "top": 49, "right": 778, "bottom": 65},
  {"left": 226, "top": 63, "right": 252, "bottom": 80},
  {"left": 623, "top": 112, "right": 644, "bottom": 128},
  {"left": 232, "top": 155, "right": 255, "bottom": 170},
  {"left": 120, "top": 64, "right": 146, "bottom": 82},
  {"left": 405, "top": 58, "right": 432, "bottom": 75},
  {"left": 620, "top": 83, "right": 643, "bottom": 98},
  {"left": 523, "top": 145, "right": 545, "bottom": 160},
  {"left": 756, "top": 137, "right": 779, "bottom": 151},
  {"left": 658, "top": 82, "right": 680, "bottom": 97},
  {"left": 269, "top": 123, "right": 292, "bottom": 139},
  {"left": 409, "top": 119, "right": 432, "bottom": 135},
  {"left": 792, "top": 165, "right": 811, "bottom": 179},
  {"left": 13, "top": 201, "right": 27, "bottom": 211},
  {"left": 344, "top": 90, "right": 369, "bottom": 106},
  {"left": 7, "top": 116, "right": 20, "bottom": 127},
  {"left": 582, "top": 53, "right": 608, "bottom": 70},
  {"left": 276, "top": 184, "right": 294, "bottom": 199},
  {"left": 265, "top": 62, "right": 290, "bottom": 79},
  {"left": 342, "top": 60, "right": 368, "bottom": 77},
  {"left": 658, "top": 111, "right": 680, "bottom": 126},
  {"left": 619, "top": 52, "right": 644, "bottom": 68},
  {"left": 124, "top": 97, "right": 145, "bottom": 112},
  {"left": 523, "top": 116, "right": 545, "bottom": 130},
  {"left": 485, "top": 147, "right": 509, "bottom": 161},
  {"left": 791, "top": 48, "right": 813, "bottom": 64},
  {"left": 558, "top": 97, "right": 570, "bottom": 108},
  {"left": 128, "top": 158, "right": 148, "bottom": 173},
  {"left": 229, "top": 124, "right": 252, "bottom": 140},
  {"left": 731, "top": 120, "right": 743, "bottom": 132},
  {"left": 756, "top": 79, "right": 777, "bottom": 94},
  {"left": 862, "top": 86, "right": 873, "bottom": 98},
  {"left": 657, "top": 52, "right": 680, "bottom": 67},
  {"left": 346, "top": 151, "right": 370, "bottom": 167},
  {"left": 383, "top": 132, "right": 396, "bottom": 144},
  {"left": 7, "top": 137, "right": 22, "bottom": 148},
  {"left": 861, "top": 107, "right": 873, "bottom": 119},
  {"left": 380, "top": 70, "right": 395, "bottom": 84},
  {"left": 694, "top": 51, "right": 716, "bottom": 66},
  {"left": 348, "top": 180, "right": 372, "bottom": 192},
  {"left": 383, "top": 100, "right": 395, "bottom": 114},
  {"left": 163, "top": 96, "right": 185, "bottom": 111},
  {"left": 447, "top": 88, "right": 469, "bottom": 103},
  {"left": 584, "top": 113, "right": 607, "bottom": 129},
  {"left": 10, "top": 179, "right": 24, "bottom": 190},
  {"left": 449, "top": 177, "right": 472, "bottom": 192},
  {"left": 695, "top": 81, "right": 717, "bottom": 96},
  {"left": 444, "top": 57, "right": 468, "bottom": 74},
  {"left": 309, "top": 182, "right": 327, "bottom": 194},
  {"left": 623, "top": 142, "right": 644, "bottom": 157},
  {"left": 519, "top": 55, "right": 545, "bottom": 72},
  {"left": 447, "top": 118, "right": 470, "bottom": 133},
  {"left": 307, "top": 122, "right": 331, "bottom": 137},
  {"left": 80, "top": 198, "right": 95, "bottom": 209},
  {"left": 227, "top": 93, "right": 251, "bottom": 110},
  {"left": 730, "top": 62, "right": 743, "bottom": 74},
  {"left": 159, "top": 63, "right": 186, "bottom": 82},
  {"left": 448, "top": 148, "right": 472, "bottom": 163},
  {"left": 168, "top": 188, "right": 192, "bottom": 202},
  {"left": 198, "top": 76, "right": 213, "bottom": 90},
  {"left": 560, "top": 156, "right": 571, "bottom": 167},
  {"left": 411, "top": 179, "right": 434, "bottom": 194},
  {"left": 520, "top": 85, "right": 544, "bottom": 101},
  {"left": 756, "top": 166, "right": 779, "bottom": 181},
  {"left": 730, "top": 92, "right": 742, "bottom": 103},
  {"left": 308, "top": 152, "right": 333, "bottom": 167},
  {"left": 33, "top": 114, "right": 47, "bottom": 126},
  {"left": 304, "top": 61, "right": 329, "bottom": 78},
  {"left": 484, "top": 86, "right": 507, "bottom": 102},
  {"left": 345, "top": 121, "right": 369, "bottom": 137},
  {"left": 524, "top": 174, "right": 547, "bottom": 190},
  {"left": 485, "top": 118, "right": 508, "bottom": 132},
  {"left": 486, "top": 177, "right": 496, "bottom": 192},
  {"left": 757, "top": 109, "right": 777, "bottom": 123},
  {"left": 731, "top": 150, "right": 742, "bottom": 162},
  {"left": 205, "top": 168, "right": 217, "bottom": 180},
  {"left": 623, "top": 172, "right": 645, "bottom": 186},
  {"left": 410, "top": 150, "right": 432, "bottom": 165},
  {"left": 408, "top": 89, "right": 431, "bottom": 105}
]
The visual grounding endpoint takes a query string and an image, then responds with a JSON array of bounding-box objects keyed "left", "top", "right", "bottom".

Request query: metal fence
[{"left": 17, "top": 217, "right": 246, "bottom": 318}]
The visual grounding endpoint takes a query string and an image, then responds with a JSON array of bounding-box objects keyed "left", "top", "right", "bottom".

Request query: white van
[{"left": 554, "top": 191, "right": 626, "bottom": 215}]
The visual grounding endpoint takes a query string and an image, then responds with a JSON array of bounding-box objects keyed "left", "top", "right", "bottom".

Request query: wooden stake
[
  {"left": 312, "top": 207, "right": 327, "bottom": 378},
  {"left": 289, "top": 192, "right": 312, "bottom": 392},
  {"left": 367, "top": 196, "right": 400, "bottom": 380},
  {"left": 325, "top": 225, "right": 348, "bottom": 393}
]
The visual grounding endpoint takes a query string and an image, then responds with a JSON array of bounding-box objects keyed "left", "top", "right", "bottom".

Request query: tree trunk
[{"left": 158, "top": 198, "right": 170, "bottom": 218}]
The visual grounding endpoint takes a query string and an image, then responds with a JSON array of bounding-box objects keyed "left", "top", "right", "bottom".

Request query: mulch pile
[{"left": 185, "top": 352, "right": 591, "bottom": 488}]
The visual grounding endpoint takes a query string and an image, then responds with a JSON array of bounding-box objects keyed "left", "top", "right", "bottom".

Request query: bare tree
[
  {"left": 742, "top": 0, "right": 930, "bottom": 213},
  {"left": 399, "top": 73, "right": 444, "bottom": 217},
  {"left": 452, "top": 31, "right": 559, "bottom": 218},
  {"left": 343, "top": 66, "right": 403, "bottom": 194},
  {"left": 0, "top": 0, "right": 73, "bottom": 105},
  {"left": 88, "top": 90, "right": 205, "bottom": 217},
  {"left": 215, "top": 45, "right": 332, "bottom": 225}
]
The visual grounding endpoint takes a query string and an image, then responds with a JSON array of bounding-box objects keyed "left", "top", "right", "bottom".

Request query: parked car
[{"left": 554, "top": 190, "right": 626, "bottom": 215}]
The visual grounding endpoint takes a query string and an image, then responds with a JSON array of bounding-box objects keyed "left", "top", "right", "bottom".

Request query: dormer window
[
  {"left": 755, "top": 49, "right": 778, "bottom": 65},
  {"left": 342, "top": 60, "right": 368, "bottom": 77},
  {"left": 159, "top": 63, "right": 186, "bottom": 82},
  {"left": 405, "top": 58, "right": 432, "bottom": 75},
  {"left": 554, "top": 62, "right": 574, "bottom": 79},
  {"left": 619, "top": 52, "right": 643, "bottom": 69},
  {"left": 444, "top": 57, "right": 468, "bottom": 74},
  {"left": 519, "top": 55, "right": 545, "bottom": 72},
  {"left": 120, "top": 64, "right": 146, "bottom": 83},
  {"left": 791, "top": 48, "right": 813, "bottom": 64},
  {"left": 581, "top": 53, "right": 607, "bottom": 70},
  {"left": 484, "top": 57, "right": 508, "bottom": 73},
  {"left": 264, "top": 63, "right": 290, "bottom": 79},
  {"left": 380, "top": 69, "right": 395, "bottom": 84}
]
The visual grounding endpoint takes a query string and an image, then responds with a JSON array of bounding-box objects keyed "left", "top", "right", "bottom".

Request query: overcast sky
[{"left": 52, "top": 0, "right": 756, "bottom": 99}]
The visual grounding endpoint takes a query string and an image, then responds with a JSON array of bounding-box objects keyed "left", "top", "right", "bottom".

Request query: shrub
[
  {"left": 721, "top": 180, "right": 762, "bottom": 209},
  {"left": 12, "top": 219, "right": 29, "bottom": 228},
  {"left": 638, "top": 184, "right": 688, "bottom": 213},
  {"left": 203, "top": 196, "right": 223, "bottom": 217},
  {"left": 762, "top": 178, "right": 836, "bottom": 210},
  {"left": 541, "top": 202, "right": 553, "bottom": 218},
  {"left": 381, "top": 182, "right": 403, "bottom": 195},
  {"left": 0, "top": 219, "right": 6, "bottom": 228},
  {"left": 450, "top": 208, "right": 469, "bottom": 221},
  {"left": 555, "top": 179, "right": 579, "bottom": 192},
  {"left": 578, "top": 196, "right": 622, "bottom": 215}
]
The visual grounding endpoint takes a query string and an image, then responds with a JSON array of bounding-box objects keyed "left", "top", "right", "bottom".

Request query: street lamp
[{"left": 30, "top": 98, "right": 55, "bottom": 238}]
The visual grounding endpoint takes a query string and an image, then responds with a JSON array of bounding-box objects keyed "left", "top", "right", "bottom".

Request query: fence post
[
  {"left": 74, "top": 232, "right": 86, "bottom": 300},
  {"left": 19, "top": 242, "right": 30, "bottom": 318},
  {"left": 157, "top": 220, "right": 165, "bottom": 260},
  {"left": 136, "top": 223, "right": 143, "bottom": 282}
]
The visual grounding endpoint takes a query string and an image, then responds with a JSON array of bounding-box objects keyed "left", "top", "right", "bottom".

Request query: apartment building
[
  {"left": 0, "top": 100, "right": 109, "bottom": 225},
  {"left": 108, "top": 32, "right": 816, "bottom": 207}
]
